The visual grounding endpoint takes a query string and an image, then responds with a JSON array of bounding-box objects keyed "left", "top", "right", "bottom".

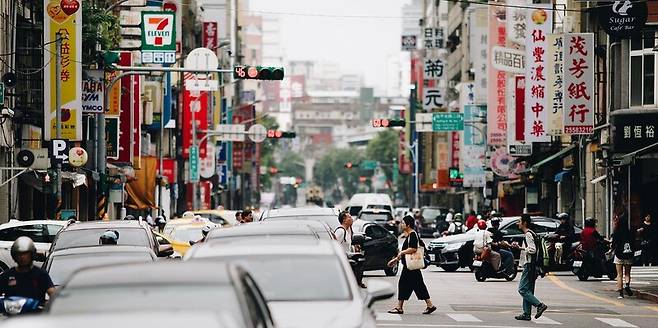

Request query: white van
[{"left": 345, "top": 193, "right": 394, "bottom": 217}]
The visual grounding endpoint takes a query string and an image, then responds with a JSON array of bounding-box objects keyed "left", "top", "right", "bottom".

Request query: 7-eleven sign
[{"left": 141, "top": 11, "right": 176, "bottom": 51}]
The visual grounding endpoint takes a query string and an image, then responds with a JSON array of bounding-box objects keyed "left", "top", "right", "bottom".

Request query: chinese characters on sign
[
  {"left": 487, "top": 5, "right": 508, "bottom": 146},
  {"left": 507, "top": 0, "right": 528, "bottom": 45},
  {"left": 563, "top": 33, "right": 594, "bottom": 135},
  {"left": 611, "top": 112, "right": 658, "bottom": 153},
  {"left": 423, "top": 27, "right": 444, "bottom": 49},
  {"left": 524, "top": 5, "right": 552, "bottom": 143},
  {"left": 202, "top": 22, "right": 217, "bottom": 49},
  {"left": 546, "top": 34, "right": 564, "bottom": 136},
  {"left": 469, "top": 7, "right": 488, "bottom": 104},
  {"left": 491, "top": 46, "right": 525, "bottom": 74},
  {"left": 423, "top": 56, "right": 444, "bottom": 80},
  {"left": 423, "top": 87, "right": 444, "bottom": 110}
]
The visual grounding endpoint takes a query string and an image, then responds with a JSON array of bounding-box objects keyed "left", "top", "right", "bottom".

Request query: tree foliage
[
  {"left": 258, "top": 116, "right": 279, "bottom": 190},
  {"left": 82, "top": 1, "right": 121, "bottom": 66},
  {"left": 365, "top": 130, "right": 399, "bottom": 182},
  {"left": 313, "top": 148, "right": 365, "bottom": 201}
]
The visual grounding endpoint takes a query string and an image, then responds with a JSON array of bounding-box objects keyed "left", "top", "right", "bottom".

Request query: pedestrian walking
[
  {"left": 387, "top": 215, "right": 436, "bottom": 315},
  {"left": 334, "top": 211, "right": 366, "bottom": 288},
  {"left": 612, "top": 214, "right": 634, "bottom": 299},
  {"left": 637, "top": 213, "right": 657, "bottom": 266},
  {"left": 511, "top": 214, "right": 548, "bottom": 321}
]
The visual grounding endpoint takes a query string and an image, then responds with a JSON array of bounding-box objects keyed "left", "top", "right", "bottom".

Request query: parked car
[
  {"left": 426, "top": 216, "right": 582, "bottom": 272},
  {"left": 204, "top": 220, "right": 324, "bottom": 244},
  {"left": 0, "top": 220, "right": 67, "bottom": 272},
  {"left": 185, "top": 239, "right": 394, "bottom": 328},
  {"left": 357, "top": 208, "right": 400, "bottom": 235},
  {"left": 354, "top": 222, "right": 400, "bottom": 276},
  {"left": 47, "top": 261, "right": 275, "bottom": 328},
  {"left": 419, "top": 206, "right": 448, "bottom": 237},
  {"left": 49, "top": 220, "right": 173, "bottom": 258},
  {"left": 258, "top": 207, "right": 339, "bottom": 229},
  {"left": 44, "top": 245, "right": 157, "bottom": 286},
  {"left": 345, "top": 193, "right": 394, "bottom": 217}
]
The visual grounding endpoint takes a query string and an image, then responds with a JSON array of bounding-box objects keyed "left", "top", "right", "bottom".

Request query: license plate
[
  {"left": 472, "top": 260, "right": 482, "bottom": 267},
  {"left": 635, "top": 250, "right": 643, "bottom": 257},
  {"left": 572, "top": 261, "right": 582, "bottom": 268}
]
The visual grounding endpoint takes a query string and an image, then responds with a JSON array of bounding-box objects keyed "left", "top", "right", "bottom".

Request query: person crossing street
[{"left": 511, "top": 214, "right": 548, "bottom": 321}]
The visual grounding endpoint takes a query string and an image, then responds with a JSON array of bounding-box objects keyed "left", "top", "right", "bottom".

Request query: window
[
  {"left": 532, "top": 220, "right": 558, "bottom": 233},
  {"left": 0, "top": 228, "right": 17, "bottom": 241},
  {"left": 46, "top": 225, "right": 64, "bottom": 243},
  {"left": 365, "top": 225, "right": 389, "bottom": 239},
  {"left": 630, "top": 32, "right": 657, "bottom": 107}
]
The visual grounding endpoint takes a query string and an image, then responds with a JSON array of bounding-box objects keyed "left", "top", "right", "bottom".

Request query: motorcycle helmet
[
  {"left": 477, "top": 219, "right": 487, "bottom": 230},
  {"left": 585, "top": 217, "right": 597, "bottom": 228},
  {"left": 556, "top": 212, "right": 570, "bottom": 221},
  {"left": 490, "top": 216, "right": 501, "bottom": 225},
  {"left": 99, "top": 230, "right": 119, "bottom": 245},
  {"left": 124, "top": 214, "right": 135, "bottom": 220},
  {"left": 10, "top": 237, "right": 36, "bottom": 262}
]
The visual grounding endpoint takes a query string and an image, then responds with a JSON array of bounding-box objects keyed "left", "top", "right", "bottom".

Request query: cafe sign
[{"left": 599, "top": 0, "right": 648, "bottom": 39}]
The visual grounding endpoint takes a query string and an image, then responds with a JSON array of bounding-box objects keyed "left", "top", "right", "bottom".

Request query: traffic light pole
[{"left": 55, "top": 33, "right": 62, "bottom": 219}]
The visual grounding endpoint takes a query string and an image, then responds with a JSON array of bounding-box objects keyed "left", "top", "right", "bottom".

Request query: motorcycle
[
  {"left": 544, "top": 233, "right": 580, "bottom": 271},
  {"left": 0, "top": 296, "right": 41, "bottom": 316},
  {"left": 472, "top": 249, "right": 517, "bottom": 282},
  {"left": 572, "top": 242, "right": 617, "bottom": 281}
]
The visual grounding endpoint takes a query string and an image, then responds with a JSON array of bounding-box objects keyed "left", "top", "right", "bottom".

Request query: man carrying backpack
[
  {"left": 511, "top": 214, "right": 548, "bottom": 321},
  {"left": 335, "top": 211, "right": 366, "bottom": 288}
]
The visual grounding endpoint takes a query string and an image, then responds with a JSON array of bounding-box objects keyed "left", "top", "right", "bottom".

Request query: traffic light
[
  {"left": 269, "top": 167, "right": 279, "bottom": 174},
  {"left": 266, "top": 130, "right": 296, "bottom": 139},
  {"left": 372, "top": 118, "right": 405, "bottom": 128},
  {"left": 234, "top": 66, "right": 285, "bottom": 80},
  {"left": 344, "top": 162, "right": 353, "bottom": 169}
]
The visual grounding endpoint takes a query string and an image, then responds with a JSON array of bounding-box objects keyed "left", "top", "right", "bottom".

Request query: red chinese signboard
[
  {"left": 159, "top": 158, "right": 177, "bottom": 184},
  {"left": 182, "top": 73, "right": 208, "bottom": 159},
  {"left": 563, "top": 33, "right": 594, "bottom": 135},
  {"left": 487, "top": 5, "right": 507, "bottom": 146},
  {"left": 202, "top": 22, "right": 217, "bottom": 49},
  {"left": 524, "top": 5, "right": 552, "bottom": 143},
  {"left": 451, "top": 132, "right": 460, "bottom": 168},
  {"left": 112, "top": 52, "right": 141, "bottom": 164},
  {"left": 515, "top": 75, "right": 526, "bottom": 141}
]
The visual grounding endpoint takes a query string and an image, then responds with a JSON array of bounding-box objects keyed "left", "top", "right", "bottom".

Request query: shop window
[{"left": 630, "top": 32, "right": 657, "bottom": 107}]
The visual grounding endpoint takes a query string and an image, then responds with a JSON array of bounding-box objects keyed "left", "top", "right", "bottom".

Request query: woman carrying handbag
[{"left": 387, "top": 215, "right": 437, "bottom": 315}]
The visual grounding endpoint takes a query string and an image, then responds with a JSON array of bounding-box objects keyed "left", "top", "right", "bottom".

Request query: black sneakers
[
  {"left": 515, "top": 314, "right": 531, "bottom": 321},
  {"left": 625, "top": 285, "right": 634, "bottom": 297},
  {"left": 535, "top": 303, "right": 548, "bottom": 319}
]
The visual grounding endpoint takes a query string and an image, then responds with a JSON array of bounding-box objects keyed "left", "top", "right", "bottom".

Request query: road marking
[
  {"left": 533, "top": 316, "right": 561, "bottom": 325},
  {"left": 375, "top": 312, "right": 402, "bottom": 321},
  {"left": 594, "top": 318, "right": 637, "bottom": 327},
  {"left": 646, "top": 306, "right": 658, "bottom": 313},
  {"left": 377, "top": 325, "right": 533, "bottom": 328},
  {"left": 548, "top": 275, "right": 625, "bottom": 307},
  {"left": 446, "top": 313, "right": 482, "bottom": 322}
]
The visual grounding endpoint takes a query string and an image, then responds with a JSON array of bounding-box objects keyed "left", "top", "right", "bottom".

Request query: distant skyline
[{"left": 248, "top": 0, "right": 411, "bottom": 96}]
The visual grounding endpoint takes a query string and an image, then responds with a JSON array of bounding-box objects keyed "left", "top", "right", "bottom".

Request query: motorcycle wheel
[
  {"left": 440, "top": 264, "right": 459, "bottom": 272},
  {"left": 384, "top": 263, "right": 399, "bottom": 276},
  {"left": 577, "top": 271, "right": 589, "bottom": 281},
  {"left": 505, "top": 267, "right": 518, "bottom": 281},
  {"left": 474, "top": 270, "right": 486, "bottom": 282},
  {"left": 607, "top": 268, "right": 618, "bottom": 281}
]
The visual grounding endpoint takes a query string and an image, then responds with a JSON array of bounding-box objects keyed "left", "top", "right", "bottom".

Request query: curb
[{"left": 634, "top": 289, "right": 658, "bottom": 303}]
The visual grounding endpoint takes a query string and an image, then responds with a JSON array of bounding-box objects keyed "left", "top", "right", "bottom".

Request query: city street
[{"left": 369, "top": 267, "right": 658, "bottom": 328}]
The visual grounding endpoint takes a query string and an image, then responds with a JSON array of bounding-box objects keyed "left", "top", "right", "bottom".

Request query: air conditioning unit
[{"left": 16, "top": 148, "right": 50, "bottom": 170}]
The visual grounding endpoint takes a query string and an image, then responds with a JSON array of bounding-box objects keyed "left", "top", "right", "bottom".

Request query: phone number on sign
[{"left": 564, "top": 126, "right": 593, "bottom": 134}]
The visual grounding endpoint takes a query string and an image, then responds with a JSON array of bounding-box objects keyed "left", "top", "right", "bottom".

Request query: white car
[{"left": 0, "top": 220, "right": 68, "bottom": 271}]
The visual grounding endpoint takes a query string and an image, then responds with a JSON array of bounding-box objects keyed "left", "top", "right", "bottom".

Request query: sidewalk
[{"left": 629, "top": 266, "right": 658, "bottom": 303}]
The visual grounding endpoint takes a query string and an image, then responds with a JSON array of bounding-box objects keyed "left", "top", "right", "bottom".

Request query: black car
[
  {"left": 426, "top": 216, "right": 582, "bottom": 272},
  {"left": 353, "top": 222, "right": 399, "bottom": 276},
  {"left": 418, "top": 206, "right": 448, "bottom": 238},
  {"left": 358, "top": 208, "right": 400, "bottom": 235}
]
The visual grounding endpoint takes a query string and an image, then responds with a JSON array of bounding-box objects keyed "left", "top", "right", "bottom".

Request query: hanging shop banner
[
  {"left": 423, "top": 26, "right": 444, "bottom": 50},
  {"left": 506, "top": 0, "right": 529, "bottom": 45},
  {"left": 423, "top": 87, "right": 444, "bottom": 110},
  {"left": 81, "top": 70, "right": 104, "bottom": 113},
  {"left": 423, "top": 56, "right": 444, "bottom": 80},
  {"left": 182, "top": 73, "right": 208, "bottom": 159},
  {"left": 524, "top": 4, "right": 553, "bottom": 143},
  {"left": 106, "top": 70, "right": 121, "bottom": 116},
  {"left": 599, "top": 0, "right": 648, "bottom": 39},
  {"left": 462, "top": 105, "right": 486, "bottom": 187},
  {"left": 507, "top": 76, "right": 532, "bottom": 156},
  {"left": 563, "top": 33, "right": 595, "bottom": 135},
  {"left": 469, "top": 7, "right": 488, "bottom": 104},
  {"left": 487, "top": 3, "right": 507, "bottom": 146},
  {"left": 44, "top": 0, "right": 82, "bottom": 140},
  {"left": 202, "top": 21, "right": 218, "bottom": 49},
  {"left": 105, "top": 117, "right": 119, "bottom": 160},
  {"left": 546, "top": 34, "right": 564, "bottom": 136},
  {"left": 491, "top": 46, "right": 525, "bottom": 74},
  {"left": 113, "top": 52, "right": 141, "bottom": 164}
]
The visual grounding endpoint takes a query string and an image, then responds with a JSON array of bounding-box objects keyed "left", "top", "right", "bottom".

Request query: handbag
[{"left": 404, "top": 231, "right": 425, "bottom": 270}]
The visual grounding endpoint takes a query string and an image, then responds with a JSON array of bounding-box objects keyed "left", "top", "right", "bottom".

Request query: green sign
[
  {"left": 360, "top": 160, "right": 378, "bottom": 170},
  {"left": 189, "top": 145, "right": 200, "bottom": 183},
  {"left": 0, "top": 82, "right": 4, "bottom": 105},
  {"left": 141, "top": 12, "right": 177, "bottom": 52},
  {"left": 432, "top": 113, "right": 464, "bottom": 131}
]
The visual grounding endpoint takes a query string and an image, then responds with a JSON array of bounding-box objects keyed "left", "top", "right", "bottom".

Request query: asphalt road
[{"left": 367, "top": 265, "right": 658, "bottom": 328}]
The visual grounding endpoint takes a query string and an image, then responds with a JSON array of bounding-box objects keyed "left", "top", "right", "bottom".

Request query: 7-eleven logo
[{"left": 143, "top": 13, "right": 175, "bottom": 48}]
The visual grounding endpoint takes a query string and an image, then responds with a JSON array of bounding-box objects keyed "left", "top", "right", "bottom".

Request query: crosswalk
[
  {"left": 376, "top": 312, "right": 640, "bottom": 327},
  {"left": 630, "top": 267, "right": 658, "bottom": 281}
]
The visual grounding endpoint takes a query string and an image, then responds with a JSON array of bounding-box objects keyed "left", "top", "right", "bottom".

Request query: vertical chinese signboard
[
  {"left": 563, "top": 33, "right": 594, "bottom": 135},
  {"left": 469, "top": 7, "right": 488, "bottom": 104},
  {"left": 182, "top": 73, "right": 208, "bottom": 158},
  {"left": 202, "top": 22, "right": 218, "bottom": 49},
  {"left": 487, "top": 4, "right": 507, "bottom": 146},
  {"left": 423, "top": 26, "right": 444, "bottom": 50},
  {"left": 507, "top": 0, "right": 529, "bottom": 46},
  {"left": 524, "top": 4, "right": 552, "bottom": 143},
  {"left": 44, "top": 0, "right": 82, "bottom": 141},
  {"left": 463, "top": 105, "right": 487, "bottom": 187},
  {"left": 546, "top": 34, "right": 564, "bottom": 136}
]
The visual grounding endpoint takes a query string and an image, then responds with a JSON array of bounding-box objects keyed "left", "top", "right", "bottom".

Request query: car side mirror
[
  {"left": 158, "top": 244, "right": 174, "bottom": 257},
  {"left": 33, "top": 251, "right": 47, "bottom": 262},
  {"left": 364, "top": 279, "right": 395, "bottom": 308}
]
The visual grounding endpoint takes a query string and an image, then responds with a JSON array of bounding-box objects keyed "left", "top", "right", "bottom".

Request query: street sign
[
  {"left": 508, "top": 143, "right": 532, "bottom": 156},
  {"left": 184, "top": 47, "right": 219, "bottom": 73},
  {"left": 218, "top": 164, "right": 228, "bottom": 186},
  {"left": 184, "top": 79, "right": 218, "bottom": 91},
  {"left": 189, "top": 145, "right": 200, "bottom": 183},
  {"left": 432, "top": 113, "right": 464, "bottom": 131},
  {"left": 0, "top": 82, "right": 4, "bottom": 105},
  {"left": 215, "top": 124, "right": 245, "bottom": 142},
  {"left": 360, "top": 160, "right": 378, "bottom": 170},
  {"left": 50, "top": 139, "right": 69, "bottom": 165},
  {"left": 415, "top": 113, "right": 433, "bottom": 132},
  {"left": 247, "top": 124, "right": 267, "bottom": 143}
]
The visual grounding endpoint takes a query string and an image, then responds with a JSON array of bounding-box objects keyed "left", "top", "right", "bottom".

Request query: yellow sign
[
  {"left": 44, "top": 0, "right": 82, "bottom": 140},
  {"left": 106, "top": 71, "right": 121, "bottom": 116}
]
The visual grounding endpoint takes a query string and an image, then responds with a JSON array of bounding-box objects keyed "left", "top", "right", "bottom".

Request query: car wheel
[
  {"left": 440, "top": 264, "right": 459, "bottom": 272},
  {"left": 474, "top": 270, "right": 486, "bottom": 282},
  {"left": 384, "top": 263, "right": 399, "bottom": 276},
  {"left": 577, "top": 272, "right": 589, "bottom": 281}
]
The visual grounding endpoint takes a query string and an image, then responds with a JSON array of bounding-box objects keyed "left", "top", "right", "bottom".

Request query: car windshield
[
  {"left": 266, "top": 215, "right": 338, "bottom": 229},
  {"left": 53, "top": 228, "right": 150, "bottom": 251},
  {"left": 211, "top": 255, "right": 351, "bottom": 301},
  {"left": 172, "top": 227, "right": 204, "bottom": 242},
  {"left": 422, "top": 209, "right": 443, "bottom": 222},
  {"left": 48, "top": 252, "right": 153, "bottom": 286},
  {"left": 360, "top": 213, "right": 390, "bottom": 222},
  {"left": 49, "top": 285, "right": 242, "bottom": 320}
]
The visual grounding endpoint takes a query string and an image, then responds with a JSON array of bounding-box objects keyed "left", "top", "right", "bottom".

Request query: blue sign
[
  {"left": 217, "top": 142, "right": 227, "bottom": 162},
  {"left": 218, "top": 164, "right": 228, "bottom": 186}
]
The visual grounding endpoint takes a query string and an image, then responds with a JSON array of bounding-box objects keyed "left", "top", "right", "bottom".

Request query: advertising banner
[
  {"left": 524, "top": 4, "right": 553, "bottom": 143},
  {"left": 113, "top": 52, "right": 141, "bottom": 164},
  {"left": 487, "top": 3, "right": 507, "bottom": 146},
  {"left": 563, "top": 33, "right": 595, "bottom": 135},
  {"left": 106, "top": 70, "right": 121, "bottom": 116},
  {"left": 81, "top": 70, "right": 104, "bottom": 113},
  {"left": 546, "top": 34, "right": 564, "bottom": 136},
  {"left": 463, "top": 105, "right": 486, "bottom": 187},
  {"left": 44, "top": 0, "right": 82, "bottom": 140},
  {"left": 507, "top": 0, "right": 529, "bottom": 45},
  {"left": 469, "top": 7, "right": 488, "bottom": 104},
  {"left": 182, "top": 73, "right": 208, "bottom": 158},
  {"left": 202, "top": 21, "right": 218, "bottom": 49}
]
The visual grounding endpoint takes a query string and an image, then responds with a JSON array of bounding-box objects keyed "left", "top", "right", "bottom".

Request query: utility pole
[{"left": 55, "top": 32, "right": 63, "bottom": 219}]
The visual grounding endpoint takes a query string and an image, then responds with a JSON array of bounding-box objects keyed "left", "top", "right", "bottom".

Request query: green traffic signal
[{"left": 234, "top": 66, "right": 285, "bottom": 80}]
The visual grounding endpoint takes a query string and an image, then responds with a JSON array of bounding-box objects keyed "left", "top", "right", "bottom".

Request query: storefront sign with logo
[
  {"left": 600, "top": 0, "right": 648, "bottom": 39},
  {"left": 141, "top": 11, "right": 176, "bottom": 64},
  {"left": 563, "top": 33, "right": 594, "bottom": 135},
  {"left": 611, "top": 110, "right": 658, "bottom": 153},
  {"left": 81, "top": 70, "right": 104, "bottom": 113}
]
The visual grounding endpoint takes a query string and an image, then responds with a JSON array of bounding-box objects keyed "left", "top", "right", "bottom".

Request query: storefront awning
[{"left": 528, "top": 144, "right": 577, "bottom": 174}]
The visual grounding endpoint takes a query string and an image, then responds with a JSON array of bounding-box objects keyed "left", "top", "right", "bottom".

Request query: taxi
[
  {"left": 185, "top": 210, "right": 235, "bottom": 227},
  {"left": 161, "top": 217, "right": 208, "bottom": 256}
]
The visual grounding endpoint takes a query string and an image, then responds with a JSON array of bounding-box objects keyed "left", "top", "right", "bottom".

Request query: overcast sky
[{"left": 248, "top": 0, "right": 409, "bottom": 94}]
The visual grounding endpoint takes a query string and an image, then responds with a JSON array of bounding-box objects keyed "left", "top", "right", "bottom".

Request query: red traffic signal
[
  {"left": 234, "top": 66, "right": 285, "bottom": 80},
  {"left": 269, "top": 167, "right": 278, "bottom": 174},
  {"left": 372, "top": 118, "right": 405, "bottom": 128},
  {"left": 344, "top": 162, "right": 353, "bottom": 169},
  {"left": 267, "top": 130, "right": 296, "bottom": 139}
]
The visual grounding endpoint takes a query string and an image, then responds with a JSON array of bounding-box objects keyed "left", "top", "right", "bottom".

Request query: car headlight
[
  {"left": 444, "top": 242, "right": 464, "bottom": 252},
  {"left": 430, "top": 223, "right": 436, "bottom": 228},
  {"left": 4, "top": 298, "right": 27, "bottom": 315}
]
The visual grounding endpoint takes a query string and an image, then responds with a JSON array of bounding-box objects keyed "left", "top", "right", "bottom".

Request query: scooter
[
  {"left": 473, "top": 250, "right": 517, "bottom": 282},
  {"left": 572, "top": 243, "right": 617, "bottom": 281},
  {"left": 0, "top": 296, "right": 41, "bottom": 316}
]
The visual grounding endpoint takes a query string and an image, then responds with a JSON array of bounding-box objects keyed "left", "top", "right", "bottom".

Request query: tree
[
  {"left": 82, "top": 1, "right": 121, "bottom": 66},
  {"left": 366, "top": 130, "right": 399, "bottom": 183},
  {"left": 258, "top": 116, "right": 279, "bottom": 190},
  {"left": 313, "top": 148, "right": 364, "bottom": 202}
]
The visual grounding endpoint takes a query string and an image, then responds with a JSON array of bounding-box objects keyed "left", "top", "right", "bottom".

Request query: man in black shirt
[
  {"left": 0, "top": 237, "right": 55, "bottom": 306},
  {"left": 488, "top": 217, "right": 514, "bottom": 272}
]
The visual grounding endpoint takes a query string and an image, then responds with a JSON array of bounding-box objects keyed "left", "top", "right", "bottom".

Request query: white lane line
[
  {"left": 446, "top": 313, "right": 482, "bottom": 322},
  {"left": 375, "top": 312, "right": 402, "bottom": 321},
  {"left": 533, "top": 316, "right": 562, "bottom": 325},
  {"left": 594, "top": 318, "right": 638, "bottom": 327}
]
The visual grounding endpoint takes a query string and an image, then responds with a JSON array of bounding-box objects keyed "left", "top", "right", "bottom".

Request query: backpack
[
  {"left": 452, "top": 222, "right": 465, "bottom": 235},
  {"left": 334, "top": 226, "right": 352, "bottom": 243},
  {"left": 527, "top": 230, "right": 549, "bottom": 278}
]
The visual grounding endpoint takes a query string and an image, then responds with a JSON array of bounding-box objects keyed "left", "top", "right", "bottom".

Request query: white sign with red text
[
  {"left": 524, "top": 5, "right": 552, "bottom": 143},
  {"left": 563, "top": 33, "right": 594, "bottom": 135}
]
